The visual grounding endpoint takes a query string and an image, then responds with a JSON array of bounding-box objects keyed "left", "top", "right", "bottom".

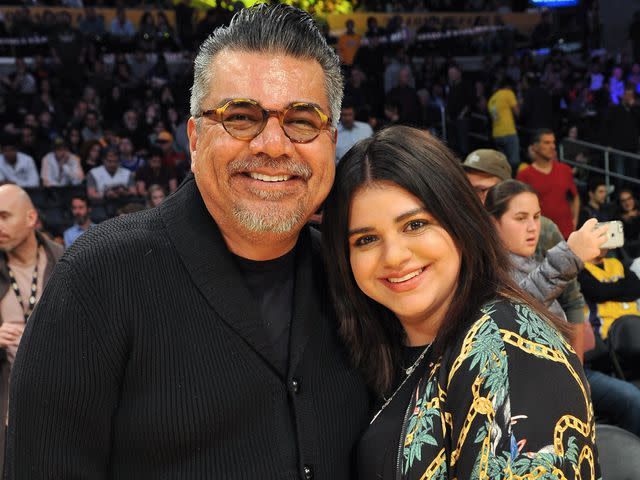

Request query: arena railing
[{"left": 558, "top": 138, "right": 640, "bottom": 190}]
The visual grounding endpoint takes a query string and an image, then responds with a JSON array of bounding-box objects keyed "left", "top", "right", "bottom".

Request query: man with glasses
[{"left": 6, "top": 5, "right": 369, "bottom": 479}]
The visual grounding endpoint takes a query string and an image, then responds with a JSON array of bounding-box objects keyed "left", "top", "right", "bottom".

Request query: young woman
[
  {"left": 486, "top": 179, "right": 605, "bottom": 321},
  {"left": 487, "top": 180, "right": 640, "bottom": 438},
  {"left": 323, "top": 126, "right": 600, "bottom": 479}
]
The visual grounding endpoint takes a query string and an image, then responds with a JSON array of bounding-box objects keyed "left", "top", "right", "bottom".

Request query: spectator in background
[
  {"left": 18, "top": 126, "right": 47, "bottom": 164},
  {"left": 335, "top": 101, "right": 373, "bottom": 163},
  {"left": 147, "top": 184, "right": 166, "bottom": 208},
  {"left": 78, "top": 7, "right": 105, "bottom": 39},
  {"left": 119, "top": 137, "right": 144, "bottom": 172},
  {"left": 487, "top": 180, "right": 640, "bottom": 440},
  {"left": 155, "top": 131, "right": 185, "bottom": 170},
  {"left": 63, "top": 195, "right": 93, "bottom": 249},
  {"left": 120, "top": 109, "right": 147, "bottom": 152},
  {"left": 518, "top": 129, "right": 579, "bottom": 239},
  {"left": 81, "top": 111, "right": 104, "bottom": 143},
  {"left": 488, "top": 76, "right": 520, "bottom": 170},
  {"left": 464, "top": 149, "right": 588, "bottom": 333},
  {"left": 135, "top": 146, "right": 177, "bottom": 197},
  {"left": 521, "top": 72, "right": 553, "bottom": 132},
  {"left": 110, "top": 7, "right": 136, "bottom": 41},
  {"left": 337, "top": 20, "right": 360, "bottom": 67},
  {"left": 578, "top": 177, "right": 613, "bottom": 227},
  {"left": 603, "top": 83, "right": 640, "bottom": 179},
  {"left": 462, "top": 148, "right": 512, "bottom": 202},
  {"left": 609, "top": 66, "right": 625, "bottom": 105},
  {"left": 445, "top": 65, "right": 472, "bottom": 157},
  {"left": 0, "top": 58, "right": 37, "bottom": 98},
  {"left": 80, "top": 140, "right": 102, "bottom": 174},
  {"left": 386, "top": 66, "right": 420, "bottom": 125},
  {"left": 383, "top": 49, "right": 413, "bottom": 94},
  {"left": 40, "top": 137, "right": 84, "bottom": 187},
  {"left": 86, "top": 146, "right": 136, "bottom": 201},
  {"left": 0, "top": 184, "right": 63, "bottom": 475},
  {"left": 618, "top": 189, "right": 640, "bottom": 257},
  {"left": 0, "top": 135, "right": 39, "bottom": 188},
  {"left": 579, "top": 249, "right": 640, "bottom": 340}
]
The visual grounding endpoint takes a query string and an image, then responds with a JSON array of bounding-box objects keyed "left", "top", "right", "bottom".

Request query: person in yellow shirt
[
  {"left": 337, "top": 20, "right": 360, "bottom": 67},
  {"left": 488, "top": 77, "right": 520, "bottom": 170},
  {"left": 578, "top": 249, "right": 640, "bottom": 339}
]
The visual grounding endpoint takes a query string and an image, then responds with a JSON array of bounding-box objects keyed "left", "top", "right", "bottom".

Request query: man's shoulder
[
  {"left": 17, "top": 151, "right": 36, "bottom": 164},
  {"left": 64, "top": 208, "right": 168, "bottom": 272}
]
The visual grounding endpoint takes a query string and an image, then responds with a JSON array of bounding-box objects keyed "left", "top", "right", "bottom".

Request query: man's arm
[
  {"left": 6, "top": 260, "right": 122, "bottom": 479},
  {"left": 86, "top": 171, "right": 102, "bottom": 200},
  {"left": 578, "top": 267, "right": 640, "bottom": 302},
  {"left": 23, "top": 155, "right": 40, "bottom": 188}
]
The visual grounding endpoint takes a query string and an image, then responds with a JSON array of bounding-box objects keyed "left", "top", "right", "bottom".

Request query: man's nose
[{"left": 249, "top": 117, "right": 295, "bottom": 159}]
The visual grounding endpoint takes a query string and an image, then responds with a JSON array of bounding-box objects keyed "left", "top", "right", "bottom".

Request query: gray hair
[{"left": 190, "top": 4, "right": 343, "bottom": 128}]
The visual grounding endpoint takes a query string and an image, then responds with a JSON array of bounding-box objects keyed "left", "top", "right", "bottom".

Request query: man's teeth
[
  {"left": 387, "top": 268, "right": 424, "bottom": 283},
  {"left": 249, "top": 173, "right": 292, "bottom": 182}
]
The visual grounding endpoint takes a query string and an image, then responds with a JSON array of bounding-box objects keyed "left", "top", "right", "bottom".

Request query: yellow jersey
[{"left": 488, "top": 88, "right": 518, "bottom": 138}]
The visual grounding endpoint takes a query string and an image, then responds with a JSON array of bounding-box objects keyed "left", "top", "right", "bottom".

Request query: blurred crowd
[{"left": 0, "top": 1, "right": 638, "bottom": 248}]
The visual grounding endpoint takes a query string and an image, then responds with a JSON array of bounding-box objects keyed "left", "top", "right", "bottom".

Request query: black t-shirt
[
  {"left": 357, "top": 345, "right": 431, "bottom": 480},
  {"left": 233, "top": 247, "right": 296, "bottom": 377}
]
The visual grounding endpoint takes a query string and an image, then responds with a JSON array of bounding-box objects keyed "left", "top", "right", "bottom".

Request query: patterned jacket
[{"left": 399, "top": 299, "right": 600, "bottom": 479}]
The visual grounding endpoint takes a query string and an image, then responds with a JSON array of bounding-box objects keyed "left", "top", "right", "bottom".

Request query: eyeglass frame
[{"left": 196, "top": 98, "right": 336, "bottom": 144}]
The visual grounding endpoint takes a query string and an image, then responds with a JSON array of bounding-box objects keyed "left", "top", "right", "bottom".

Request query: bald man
[{"left": 0, "top": 184, "right": 62, "bottom": 472}]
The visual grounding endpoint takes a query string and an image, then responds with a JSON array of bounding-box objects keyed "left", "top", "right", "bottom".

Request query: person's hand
[
  {"left": 0, "top": 324, "right": 24, "bottom": 348},
  {"left": 105, "top": 188, "right": 119, "bottom": 199},
  {"left": 567, "top": 218, "right": 609, "bottom": 263}
]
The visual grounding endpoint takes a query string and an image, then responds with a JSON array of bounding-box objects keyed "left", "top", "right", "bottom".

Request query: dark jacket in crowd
[
  {"left": 5, "top": 176, "right": 370, "bottom": 479},
  {"left": 603, "top": 103, "right": 640, "bottom": 152}
]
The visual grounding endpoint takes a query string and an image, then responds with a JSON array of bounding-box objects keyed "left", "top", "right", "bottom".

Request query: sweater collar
[{"left": 159, "top": 174, "right": 321, "bottom": 378}]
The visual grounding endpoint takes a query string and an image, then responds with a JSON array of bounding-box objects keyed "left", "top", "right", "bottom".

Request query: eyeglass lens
[{"left": 221, "top": 101, "right": 324, "bottom": 142}]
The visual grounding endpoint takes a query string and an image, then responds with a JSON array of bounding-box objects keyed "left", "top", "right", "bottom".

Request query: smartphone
[{"left": 597, "top": 221, "right": 625, "bottom": 249}]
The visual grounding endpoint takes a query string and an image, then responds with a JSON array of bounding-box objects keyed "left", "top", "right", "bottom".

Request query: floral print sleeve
[{"left": 401, "top": 300, "right": 600, "bottom": 480}]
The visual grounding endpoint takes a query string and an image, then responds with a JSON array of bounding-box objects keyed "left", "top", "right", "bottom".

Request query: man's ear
[
  {"left": 26, "top": 208, "right": 38, "bottom": 229},
  {"left": 187, "top": 117, "right": 198, "bottom": 172}
]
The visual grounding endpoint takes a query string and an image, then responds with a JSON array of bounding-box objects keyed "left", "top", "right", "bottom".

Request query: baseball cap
[
  {"left": 157, "top": 131, "right": 174, "bottom": 143},
  {"left": 462, "top": 149, "right": 512, "bottom": 182}
]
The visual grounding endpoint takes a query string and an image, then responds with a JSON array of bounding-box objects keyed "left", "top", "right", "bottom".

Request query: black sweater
[{"left": 5, "top": 177, "right": 370, "bottom": 479}]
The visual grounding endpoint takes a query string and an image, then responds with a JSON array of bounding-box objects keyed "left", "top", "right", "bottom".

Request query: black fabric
[
  {"left": 357, "top": 345, "right": 429, "bottom": 480},
  {"left": 233, "top": 248, "right": 296, "bottom": 377},
  {"left": 578, "top": 262, "right": 640, "bottom": 303},
  {"left": 5, "top": 175, "right": 370, "bottom": 480}
]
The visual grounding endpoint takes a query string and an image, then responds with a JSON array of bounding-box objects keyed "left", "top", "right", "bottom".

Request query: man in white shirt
[
  {"left": 0, "top": 135, "right": 39, "bottom": 188},
  {"left": 40, "top": 137, "right": 84, "bottom": 187},
  {"left": 86, "top": 146, "right": 136, "bottom": 200},
  {"left": 335, "top": 102, "right": 373, "bottom": 162}
]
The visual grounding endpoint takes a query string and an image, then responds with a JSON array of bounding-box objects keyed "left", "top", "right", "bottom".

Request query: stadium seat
[
  {"left": 607, "top": 315, "right": 640, "bottom": 381},
  {"left": 596, "top": 424, "right": 640, "bottom": 479}
]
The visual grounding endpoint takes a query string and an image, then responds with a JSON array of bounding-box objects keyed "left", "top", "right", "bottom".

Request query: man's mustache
[{"left": 227, "top": 155, "right": 312, "bottom": 180}]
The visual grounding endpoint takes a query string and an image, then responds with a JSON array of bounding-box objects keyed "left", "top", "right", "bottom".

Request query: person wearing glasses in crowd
[
  {"left": 5, "top": 6, "right": 369, "bottom": 479},
  {"left": 322, "top": 126, "right": 600, "bottom": 479}
]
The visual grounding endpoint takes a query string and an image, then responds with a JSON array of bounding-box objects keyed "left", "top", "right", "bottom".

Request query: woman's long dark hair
[
  {"left": 485, "top": 179, "right": 538, "bottom": 220},
  {"left": 323, "top": 126, "right": 571, "bottom": 395}
]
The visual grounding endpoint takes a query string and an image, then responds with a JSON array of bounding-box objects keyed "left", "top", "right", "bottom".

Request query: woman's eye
[
  {"left": 353, "top": 235, "right": 377, "bottom": 247},
  {"left": 405, "top": 220, "right": 428, "bottom": 232}
]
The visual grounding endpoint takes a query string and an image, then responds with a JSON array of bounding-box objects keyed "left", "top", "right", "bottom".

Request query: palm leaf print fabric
[{"left": 400, "top": 300, "right": 600, "bottom": 480}]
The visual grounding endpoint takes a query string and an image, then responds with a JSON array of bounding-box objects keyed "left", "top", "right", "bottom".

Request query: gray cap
[{"left": 462, "top": 149, "right": 512, "bottom": 181}]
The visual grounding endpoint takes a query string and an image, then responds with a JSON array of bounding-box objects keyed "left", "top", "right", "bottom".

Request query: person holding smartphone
[{"left": 487, "top": 180, "right": 640, "bottom": 438}]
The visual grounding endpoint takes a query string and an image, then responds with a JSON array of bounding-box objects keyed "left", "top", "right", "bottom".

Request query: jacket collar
[
  {"left": 159, "top": 175, "right": 322, "bottom": 377},
  {"left": 0, "top": 231, "right": 63, "bottom": 304}
]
